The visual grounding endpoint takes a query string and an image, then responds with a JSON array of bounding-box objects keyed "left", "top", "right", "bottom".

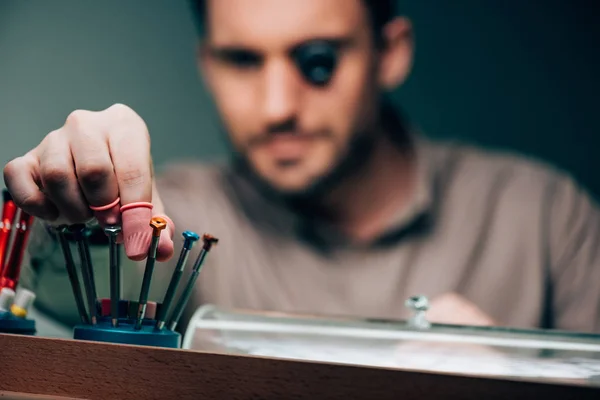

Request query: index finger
[{"left": 104, "top": 105, "right": 154, "bottom": 260}]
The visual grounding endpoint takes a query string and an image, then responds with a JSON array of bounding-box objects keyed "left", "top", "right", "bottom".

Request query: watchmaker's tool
[
  {"left": 168, "top": 234, "right": 218, "bottom": 331},
  {"left": 0, "top": 189, "right": 17, "bottom": 274},
  {"left": 56, "top": 226, "right": 89, "bottom": 324},
  {"left": 135, "top": 217, "right": 167, "bottom": 330},
  {"left": 104, "top": 225, "right": 121, "bottom": 327},
  {"left": 0, "top": 211, "right": 34, "bottom": 290},
  {"left": 70, "top": 224, "right": 98, "bottom": 325},
  {"left": 291, "top": 40, "right": 339, "bottom": 87},
  {"left": 0, "top": 196, "right": 37, "bottom": 336},
  {"left": 0, "top": 286, "right": 36, "bottom": 335},
  {"left": 405, "top": 295, "right": 431, "bottom": 330},
  {"left": 0, "top": 287, "right": 15, "bottom": 312},
  {"left": 155, "top": 231, "right": 200, "bottom": 331},
  {"left": 10, "top": 288, "right": 36, "bottom": 318},
  {"left": 64, "top": 210, "right": 216, "bottom": 348}
]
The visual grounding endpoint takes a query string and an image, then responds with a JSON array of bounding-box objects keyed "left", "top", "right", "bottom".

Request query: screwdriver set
[
  {"left": 0, "top": 189, "right": 37, "bottom": 335},
  {"left": 57, "top": 216, "right": 218, "bottom": 349}
]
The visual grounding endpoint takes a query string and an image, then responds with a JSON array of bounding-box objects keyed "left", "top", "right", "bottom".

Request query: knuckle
[
  {"left": 106, "top": 104, "right": 150, "bottom": 141},
  {"left": 41, "top": 162, "right": 71, "bottom": 188},
  {"left": 3, "top": 157, "right": 23, "bottom": 183},
  {"left": 18, "top": 192, "right": 42, "bottom": 211},
  {"left": 107, "top": 103, "right": 134, "bottom": 115},
  {"left": 77, "top": 160, "right": 112, "bottom": 189},
  {"left": 65, "top": 109, "right": 92, "bottom": 128}
]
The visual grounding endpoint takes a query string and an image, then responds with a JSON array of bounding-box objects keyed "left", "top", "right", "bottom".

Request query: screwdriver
[
  {"left": 70, "top": 224, "right": 98, "bottom": 325},
  {"left": 167, "top": 234, "right": 218, "bottom": 331},
  {"left": 104, "top": 225, "right": 121, "bottom": 328},
  {"left": 134, "top": 217, "right": 167, "bottom": 330},
  {"left": 104, "top": 225, "right": 122, "bottom": 327},
  {"left": 155, "top": 231, "right": 200, "bottom": 330},
  {"left": 56, "top": 226, "right": 89, "bottom": 324},
  {"left": 0, "top": 189, "right": 17, "bottom": 275},
  {"left": 0, "top": 211, "right": 34, "bottom": 290}
]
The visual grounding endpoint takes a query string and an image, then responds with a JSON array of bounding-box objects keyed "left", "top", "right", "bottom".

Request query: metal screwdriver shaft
[
  {"left": 155, "top": 231, "right": 200, "bottom": 330},
  {"left": 135, "top": 217, "right": 167, "bottom": 330},
  {"left": 105, "top": 225, "right": 122, "bottom": 327},
  {"left": 56, "top": 226, "right": 89, "bottom": 324},
  {"left": 70, "top": 224, "right": 98, "bottom": 325},
  {"left": 167, "top": 234, "right": 218, "bottom": 331}
]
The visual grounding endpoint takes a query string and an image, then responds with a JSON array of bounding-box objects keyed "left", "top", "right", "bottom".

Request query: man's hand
[
  {"left": 427, "top": 293, "right": 497, "bottom": 326},
  {"left": 3, "top": 104, "right": 174, "bottom": 261}
]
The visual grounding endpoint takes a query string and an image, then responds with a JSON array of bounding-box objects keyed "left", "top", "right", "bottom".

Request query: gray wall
[
  {"left": 0, "top": 0, "right": 226, "bottom": 170},
  {"left": 1, "top": 1, "right": 599, "bottom": 195}
]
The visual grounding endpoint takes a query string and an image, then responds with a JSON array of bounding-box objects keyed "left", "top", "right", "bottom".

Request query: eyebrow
[{"left": 206, "top": 34, "right": 357, "bottom": 57}]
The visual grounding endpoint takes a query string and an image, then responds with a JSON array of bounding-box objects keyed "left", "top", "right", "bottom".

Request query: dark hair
[{"left": 189, "top": 0, "right": 397, "bottom": 43}]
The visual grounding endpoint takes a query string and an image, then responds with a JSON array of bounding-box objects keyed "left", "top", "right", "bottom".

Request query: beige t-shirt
[{"left": 21, "top": 138, "right": 600, "bottom": 333}]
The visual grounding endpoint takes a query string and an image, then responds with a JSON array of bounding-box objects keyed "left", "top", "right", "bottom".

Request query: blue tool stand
[
  {"left": 0, "top": 311, "right": 36, "bottom": 335},
  {"left": 73, "top": 317, "right": 181, "bottom": 349}
]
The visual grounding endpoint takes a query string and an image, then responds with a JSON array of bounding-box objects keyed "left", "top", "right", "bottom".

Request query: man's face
[{"left": 202, "top": 0, "right": 383, "bottom": 195}]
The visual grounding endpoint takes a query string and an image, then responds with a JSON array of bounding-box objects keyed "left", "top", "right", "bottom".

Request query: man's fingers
[
  {"left": 98, "top": 105, "right": 154, "bottom": 260},
  {"left": 68, "top": 111, "right": 120, "bottom": 213},
  {"left": 105, "top": 104, "right": 153, "bottom": 206},
  {"left": 3, "top": 153, "right": 59, "bottom": 220},
  {"left": 37, "top": 131, "right": 92, "bottom": 223}
]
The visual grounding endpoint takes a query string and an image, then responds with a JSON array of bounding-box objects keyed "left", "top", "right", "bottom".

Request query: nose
[{"left": 261, "top": 58, "right": 300, "bottom": 127}]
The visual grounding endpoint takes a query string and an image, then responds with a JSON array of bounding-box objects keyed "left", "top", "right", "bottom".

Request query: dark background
[{"left": 1, "top": 1, "right": 599, "bottom": 196}]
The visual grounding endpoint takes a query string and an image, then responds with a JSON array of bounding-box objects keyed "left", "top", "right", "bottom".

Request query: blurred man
[{"left": 4, "top": 0, "right": 600, "bottom": 332}]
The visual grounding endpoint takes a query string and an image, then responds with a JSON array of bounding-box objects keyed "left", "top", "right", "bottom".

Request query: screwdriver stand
[
  {"left": 73, "top": 317, "right": 180, "bottom": 348},
  {"left": 0, "top": 311, "right": 36, "bottom": 335}
]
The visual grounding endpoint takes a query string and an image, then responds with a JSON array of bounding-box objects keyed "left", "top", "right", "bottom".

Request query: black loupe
[{"left": 291, "top": 41, "right": 339, "bottom": 87}]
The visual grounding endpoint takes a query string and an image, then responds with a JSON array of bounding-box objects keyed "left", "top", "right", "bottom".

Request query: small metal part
[
  {"left": 56, "top": 225, "right": 89, "bottom": 325},
  {"left": 10, "top": 287, "right": 36, "bottom": 318},
  {"left": 70, "top": 224, "right": 98, "bottom": 325},
  {"left": 135, "top": 217, "right": 167, "bottom": 330},
  {"left": 104, "top": 225, "right": 122, "bottom": 327},
  {"left": 405, "top": 295, "right": 431, "bottom": 330},
  {"left": 0, "top": 287, "right": 15, "bottom": 312},
  {"left": 155, "top": 230, "right": 200, "bottom": 330},
  {"left": 168, "top": 234, "right": 218, "bottom": 331}
]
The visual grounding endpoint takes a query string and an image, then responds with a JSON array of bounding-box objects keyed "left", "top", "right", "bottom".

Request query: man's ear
[{"left": 377, "top": 17, "right": 414, "bottom": 90}]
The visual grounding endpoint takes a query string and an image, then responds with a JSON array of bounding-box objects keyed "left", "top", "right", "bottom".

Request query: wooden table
[{"left": 0, "top": 333, "right": 599, "bottom": 399}]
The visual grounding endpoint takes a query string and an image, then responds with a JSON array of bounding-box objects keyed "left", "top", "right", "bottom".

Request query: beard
[
  {"left": 226, "top": 99, "right": 410, "bottom": 216},
  {"left": 231, "top": 127, "right": 378, "bottom": 214}
]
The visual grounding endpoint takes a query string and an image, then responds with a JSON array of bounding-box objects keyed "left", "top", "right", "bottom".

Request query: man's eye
[{"left": 216, "top": 50, "right": 262, "bottom": 69}]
